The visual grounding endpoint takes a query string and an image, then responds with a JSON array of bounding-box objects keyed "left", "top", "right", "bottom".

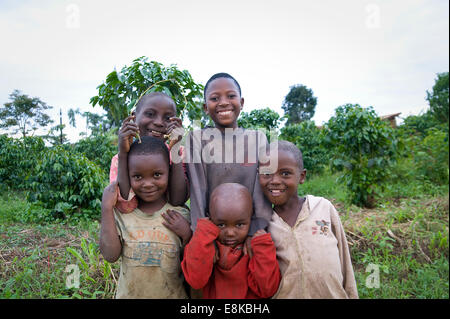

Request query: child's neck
[
  {"left": 274, "top": 195, "right": 305, "bottom": 228},
  {"left": 215, "top": 123, "right": 238, "bottom": 133},
  {"left": 137, "top": 197, "right": 167, "bottom": 215}
]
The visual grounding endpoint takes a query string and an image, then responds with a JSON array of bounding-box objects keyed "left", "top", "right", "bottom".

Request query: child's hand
[
  {"left": 165, "top": 117, "right": 184, "bottom": 149},
  {"left": 162, "top": 210, "right": 192, "bottom": 245},
  {"left": 244, "top": 231, "right": 266, "bottom": 257},
  {"left": 243, "top": 235, "right": 253, "bottom": 258},
  {"left": 102, "top": 181, "right": 118, "bottom": 211},
  {"left": 118, "top": 115, "right": 139, "bottom": 154},
  {"left": 253, "top": 229, "right": 267, "bottom": 238}
]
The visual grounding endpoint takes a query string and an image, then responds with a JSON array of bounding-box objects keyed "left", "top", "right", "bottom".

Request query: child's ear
[
  {"left": 299, "top": 169, "right": 307, "bottom": 184},
  {"left": 203, "top": 103, "right": 209, "bottom": 115},
  {"left": 240, "top": 97, "right": 244, "bottom": 109}
]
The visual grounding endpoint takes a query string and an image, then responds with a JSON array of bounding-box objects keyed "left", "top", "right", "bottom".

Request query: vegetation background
[{"left": 0, "top": 59, "right": 448, "bottom": 299}]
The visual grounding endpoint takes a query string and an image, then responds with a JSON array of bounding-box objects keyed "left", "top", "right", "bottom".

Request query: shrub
[
  {"left": 72, "top": 131, "right": 118, "bottom": 175},
  {"left": 279, "top": 121, "right": 329, "bottom": 174},
  {"left": 323, "top": 104, "right": 398, "bottom": 207},
  {"left": 28, "top": 146, "right": 107, "bottom": 220},
  {"left": 0, "top": 135, "right": 46, "bottom": 190},
  {"left": 413, "top": 127, "right": 449, "bottom": 185}
]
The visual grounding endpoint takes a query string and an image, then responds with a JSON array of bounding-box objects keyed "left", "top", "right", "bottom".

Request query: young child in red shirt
[{"left": 181, "top": 182, "right": 281, "bottom": 299}]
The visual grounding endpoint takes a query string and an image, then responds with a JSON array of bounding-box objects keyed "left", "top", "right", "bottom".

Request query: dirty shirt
[
  {"left": 113, "top": 203, "right": 189, "bottom": 299},
  {"left": 185, "top": 128, "right": 273, "bottom": 235},
  {"left": 269, "top": 195, "right": 358, "bottom": 299}
]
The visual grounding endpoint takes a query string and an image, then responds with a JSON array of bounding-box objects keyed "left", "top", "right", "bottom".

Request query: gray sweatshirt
[{"left": 185, "top": 127, "right": 273, "bottom": 235}]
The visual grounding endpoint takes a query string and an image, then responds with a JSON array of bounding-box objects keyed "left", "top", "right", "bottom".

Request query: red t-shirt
[{"left": 181, "top": 219, "right": 281, "bottom": 299}]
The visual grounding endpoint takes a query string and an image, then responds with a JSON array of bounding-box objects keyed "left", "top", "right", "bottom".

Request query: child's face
[
  {"left": 128, "top": 153, "right": 169, "bottom": 203},
  {"left": 259, "top": 149, "right": 306, "bottom": 207},
  {"left": 210, "top": 197, "right": 251, "bottom": 248},
  {"left": 203, "top": 77, "right": 244, "bottom": 130},
  {"left": 135, "top": 95, "right": 177, "bottom": 140}
]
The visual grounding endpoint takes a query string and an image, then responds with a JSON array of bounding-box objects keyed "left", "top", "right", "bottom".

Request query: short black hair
[
  {"left": 129, "top": 135, "right": 170, "bottom": 166},
  {"left": 277, "top": 140, "right": 304, "bottom": 170},
  {"left": 204, "top": 73, "right": 242, "bottom": 98},
  {"left": 135, "top": 91, "right": 175, "bottom": 114}
]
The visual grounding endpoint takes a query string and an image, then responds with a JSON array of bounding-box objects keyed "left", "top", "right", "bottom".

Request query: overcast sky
[{"left": 0, "top": 0, "right": 448, "bottom": 142}]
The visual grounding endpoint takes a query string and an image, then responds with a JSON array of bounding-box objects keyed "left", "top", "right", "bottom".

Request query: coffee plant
[
  {"left": 323, "top": 104, "right": 398, "bottom": 207},
  {"left": 28, "top": 146, "right": 107, "bottom": 220}
]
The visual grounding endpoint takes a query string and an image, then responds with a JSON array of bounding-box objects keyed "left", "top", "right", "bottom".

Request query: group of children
[{"left": 99, "top": 73, "right": 359, "bottom": 299}]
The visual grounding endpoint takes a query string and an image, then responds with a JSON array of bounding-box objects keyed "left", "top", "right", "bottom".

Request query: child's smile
[
  {"left": 204, "top": 77, "right": 243, "bottom": 130},
  {"left": 259, "top": 150, "right": 306, "bottom": 207},
  {"left": 136, "top": 95, "right": 177, "bottom": 140},
  {"left": 128, "top": 153, "right": 169, "bottom": 212}
]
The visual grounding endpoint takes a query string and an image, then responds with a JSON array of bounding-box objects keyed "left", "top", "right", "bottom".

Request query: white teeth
[
  {"left": 270, "top": 190, "right": 284, "bottom": 194},
  {"left": 218, "top": 111, "right": 232, "bottom": 115}
]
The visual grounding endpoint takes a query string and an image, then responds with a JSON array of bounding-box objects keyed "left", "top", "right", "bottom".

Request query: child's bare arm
[
  {"left": 167, "top": 117, "right": 189, "bottom": 205},
  {"left": 99, "top": 182, "right": 122, "bottom": 263},
  {"left": 169, "top": 163, "right": 188, "bottom": 205},
  {"left": 117, "top": 115, "right": 138, "bottom": 199}
]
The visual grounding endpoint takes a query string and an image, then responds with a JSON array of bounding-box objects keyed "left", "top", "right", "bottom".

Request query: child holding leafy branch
[{"left": 109, "top": 91, "right": 188, "bottom": 214}]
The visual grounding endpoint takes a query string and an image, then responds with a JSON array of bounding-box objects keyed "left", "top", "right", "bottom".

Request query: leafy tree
[
  {"left": 279, "top": 121, "right": 329, "bottom": 174},
  {"left": 282, "top": 84, "right": 317, "bottom": 125},
  {"left": 238, "top": 107, "right": 281, "bottom": 131},
  {"left": 68, "top": 108, "right": 112, "bottom": 136},
  {"left": 90, "top": 56, "right": 204, "bottom": 128},
  {"left": 324, "top": 104, "right": 398, "bottom": 207},
  {"left": 44, "top": 123, "right": 69, "bottom": 146},
  {"left": 43, "top": 109, "right": 69, "bottom": 146},
  {"left": 396, "top": 111, "right": 439, "bottom": 139},
  {"left": 0, "top": 90, "right": 53, "bottom": 137},
  {"left": 426, "top": 72, "right": 449, "bottom": 123}
]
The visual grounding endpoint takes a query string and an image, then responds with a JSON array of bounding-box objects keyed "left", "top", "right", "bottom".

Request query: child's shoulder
[
  {"left": 306, "top": 195, "right": 337, "bottom": 212},
  {"left": 306, "top": 195, "right": 342, "bottom": 221}
]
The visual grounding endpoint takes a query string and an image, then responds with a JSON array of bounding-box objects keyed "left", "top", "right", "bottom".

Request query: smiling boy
[
  {"left": 181, "top": 183, "right": 281, "bottom": 299},
  {"left": 259, "top": 141, "right": 358, "bottom": 299}
]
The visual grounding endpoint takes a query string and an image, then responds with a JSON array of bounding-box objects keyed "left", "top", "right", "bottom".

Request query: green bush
[
  {"left": 0, "top": 134, "right": 46, "bottom": 190},
  {"left": 323, "top": 104, "right": 398, "bottom": 207},
  {"left": 72, "top": 131, "right": 118, "bottom": 175},
  {"left": 28, "top": 146, "right": 107, "bottom": 220},
  {"left": 279, "top": 121, "right": 329, "bottom": 174},
  {"left": 413, "top": 127, "right": 449, "bottom": 185},
  {"left": 396, "top": 111, "right": 439, "bottom": 138}
]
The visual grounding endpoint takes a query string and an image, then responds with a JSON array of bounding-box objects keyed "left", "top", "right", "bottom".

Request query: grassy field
[{"left": 0, "top": 172, "right": 448, "bottom": 299}]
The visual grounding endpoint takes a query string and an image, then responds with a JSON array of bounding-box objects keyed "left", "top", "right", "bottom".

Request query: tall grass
[
  {"left": 299, "top": 170, "right": 449, "bottom": 299},
  {"left": 1, "top": 169, "right": 448, "bottom": 298}
]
